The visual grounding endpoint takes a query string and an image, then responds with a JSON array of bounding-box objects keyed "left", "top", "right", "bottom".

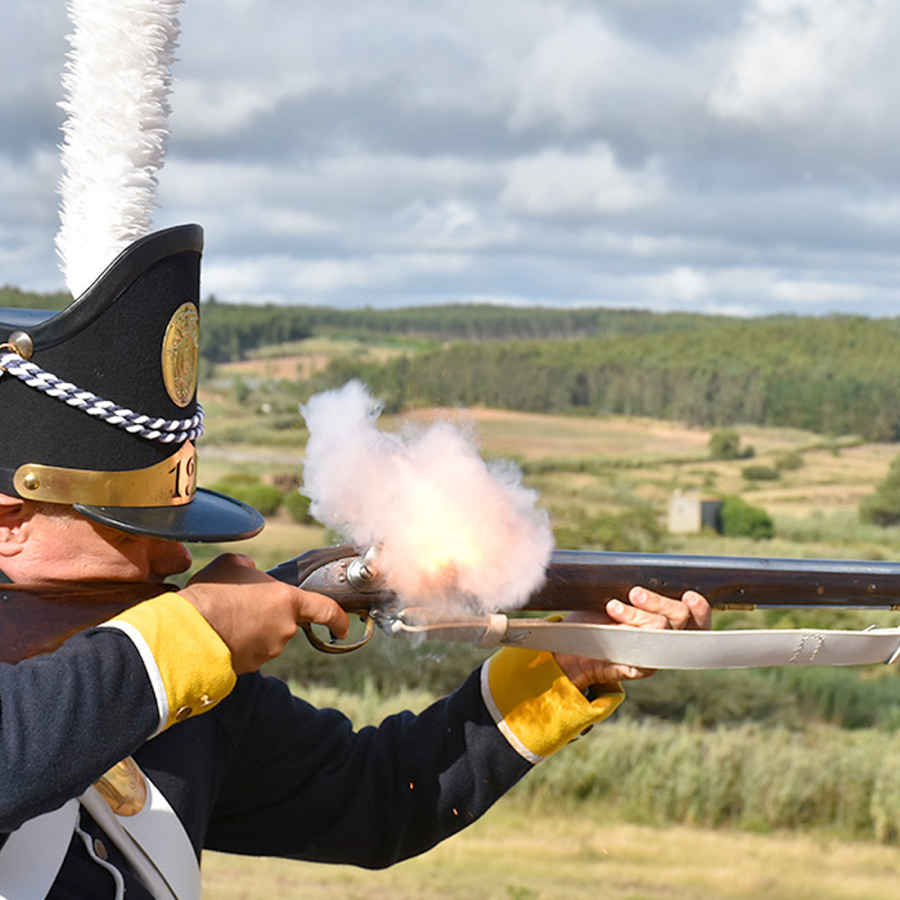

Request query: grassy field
[
  {"left": 200, "top": 807, "right": 900, "bottom": 900},
  {"left": 215, "top": 336, "right": 416, "bottom": 382},
  {"left": 192, "top": 390, "right": 900, "bottom": 565},
  {"left": 194, "top": 683, "right": 900, "bottom": 897},
  {"left": 190, "top": 379, "right": 900, "bottom": 895}
]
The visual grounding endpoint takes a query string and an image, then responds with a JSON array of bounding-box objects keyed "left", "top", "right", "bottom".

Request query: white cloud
[
  {"left": 3, "top": 0, "right": 900, "bottom": 316},
  {"left": 771, "top": 277, "right": 870, "bottom": 305},
  {"left": 646, "top": 266, "right": 712, "bottom": 302},
  {"left": 501, "top": 144, "right": 667, "bottom": 218},
  {"left": 202, "top": 251, "right": 471, "bottom": 303},
  {"left": 172, "top": 81, "right": 283, "bottom": 139},
  {"left": 509, "top": 14, "right": 635, "bottom": 132},
  {"left": 389, "top": 200, "right": 519, "bottom": 252},
  {"left": 710, "top": 0, "right": 897, "bottom": 129},
  {"left": 845, "top": 196, "right": 900, "bottom": 228}
]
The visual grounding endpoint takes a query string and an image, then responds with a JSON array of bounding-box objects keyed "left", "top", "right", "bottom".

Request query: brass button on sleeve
[{"left": 175, "top": 706, "right": 193, "bottom": 722}]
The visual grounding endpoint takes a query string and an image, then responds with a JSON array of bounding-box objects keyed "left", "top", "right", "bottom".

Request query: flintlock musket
[{"left": 5, "top": 546, "right": 900, "bottom": 666}]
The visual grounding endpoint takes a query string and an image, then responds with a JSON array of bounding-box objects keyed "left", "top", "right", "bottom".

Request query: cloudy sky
[{"left": 3, "top": 0, "right": 900, "bottom": 315}]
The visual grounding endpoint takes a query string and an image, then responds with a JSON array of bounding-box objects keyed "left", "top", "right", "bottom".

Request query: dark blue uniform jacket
[{"left": 0, "top": 602, "right": 530, "bottom": 897}]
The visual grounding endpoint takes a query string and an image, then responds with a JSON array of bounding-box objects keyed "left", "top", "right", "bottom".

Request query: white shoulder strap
[
  {"left": 79, "top": 768, "right": 201, "bottom": 900},
  {"left": 495, "top": 621, "right": 900, "bottom": 668},
  {"left": 0, "top": 800, "right": 80, "bottom": 900},
  {"left": 383, "top": 610, "right": 900, "bottom": 669},
  {"left": 0, "top": 767, "right": 200, "bottom": 900}
]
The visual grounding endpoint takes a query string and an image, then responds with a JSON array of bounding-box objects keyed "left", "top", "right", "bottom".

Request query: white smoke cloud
[{"left": 300, "top": 381, "right": 554, "bottom": 612}]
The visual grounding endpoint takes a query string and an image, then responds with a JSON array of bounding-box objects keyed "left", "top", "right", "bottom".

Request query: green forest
[
  {"left": 5, "top": 286, "right": 899, "bottom": 440},
  {"left": 311, "top": 315, "right": 900, "bottom": 441}
]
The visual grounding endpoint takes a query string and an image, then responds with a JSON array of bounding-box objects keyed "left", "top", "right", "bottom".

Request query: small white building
[{"left": 667, "top": 492, "right": 723, "bottom": 534}]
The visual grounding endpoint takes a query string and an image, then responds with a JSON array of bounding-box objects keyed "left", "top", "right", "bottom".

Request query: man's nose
[{"left": 150, "top": 539, "right": 193, "bottom": 578}]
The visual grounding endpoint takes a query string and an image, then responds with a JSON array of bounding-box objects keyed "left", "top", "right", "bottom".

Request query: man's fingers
[
  {"left": 557, "top": 586, "right": 713, "bottom": 690},
  {"left": 296, "top": 590, "right": 350, "bottom": 640},
  {"left": 554, "top": 651, "right": 655, "bottom": 690},
  {"left": 682, "top": 590, "right": 713, "bottom": 630},
  {"left": 181, "top": 555, "right": 351, "bottom": 672},
  {"left": 606, "top": 597, "right": 669, "bottom": 630},
  {"left": 189, "top": 552, "right": 260, "bottom": 585},
  {"left": 626, "top": 586, "right": 712, "bottom": 630},
  {"left": 605, "top": 664, "right": 655, "bottom": 682}
]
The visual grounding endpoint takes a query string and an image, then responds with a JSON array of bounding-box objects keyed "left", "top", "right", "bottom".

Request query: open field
[
  {"left": 190, "top": 396, "right": 900, "bottom": 895},
  {"left": 215, "top": 338, "right": 415, "bottom": 381},
  {"left": 200, "top": 806, "right": 900, "bottom": 900},
  {"left": 400, "top": 406, "right": 714, "bottom": 461},
  {"left": 193, "top": 396, "right": 900, "bottom": 566}
]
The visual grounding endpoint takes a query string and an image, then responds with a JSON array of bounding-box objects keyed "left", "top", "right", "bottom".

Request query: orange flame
[{"left": 395, "top": 480, "right": 486, "bottom": 589}]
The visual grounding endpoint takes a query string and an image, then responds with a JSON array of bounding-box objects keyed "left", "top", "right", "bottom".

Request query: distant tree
[
  {"left": 284, "top": 490, "right": 317, "bottom": 525},
  {"left": 709, "top": 429, "right": 743, "bottom": 460},
  {"left": 0, "top": 285, "right": 71, "bottom": 310},
  {"left": 719, "top": 495, "right": 774, "bottom": 539},
  {"left": 742, "top": 464, "right": 780, "bottom": 482},
  {"left": 860, "top": 455, "right": 900, "bottom": 526},
  {"left": 775, "top": 450, "right": 804, "bottom": 471},
  {"left": 208, "top": 478, "right": 283, "bottom": 517},
  {"left": 232, "top": 376, "right": 251, "bottom": 404}
]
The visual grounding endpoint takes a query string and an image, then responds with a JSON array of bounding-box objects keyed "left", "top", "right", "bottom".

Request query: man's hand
[
  {"left": 179, "top": 554, "right": 349, "bottom": 674},
  {"left": 555, "top": 587, "right": 712, "bottom": 692}
]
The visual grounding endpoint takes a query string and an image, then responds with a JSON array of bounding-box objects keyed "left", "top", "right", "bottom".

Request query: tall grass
[
  {"left": 775, "top": 511, "right": 900, "bottom": 559},
  {"left": 515, "top": 719, "right": 900, "bottom": 843},
  {"left": 282, "top": 681, "right": 900, "bottom": 844}
]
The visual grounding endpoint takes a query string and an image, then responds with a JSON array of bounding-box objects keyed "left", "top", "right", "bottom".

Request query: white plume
[{"left": 56, "top": 0, "right": 183, "bottom": 297}]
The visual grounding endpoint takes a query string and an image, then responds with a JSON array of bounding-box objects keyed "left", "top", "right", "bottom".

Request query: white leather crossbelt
[
  {"left": 0, "top": 801, "right": 80, "bottom": 900},
  {"left": 380, "top": 609, "right": 900, "bottom": 669},
  {"left": 0, "top": 767, "right": 199, "bottom": 900}
]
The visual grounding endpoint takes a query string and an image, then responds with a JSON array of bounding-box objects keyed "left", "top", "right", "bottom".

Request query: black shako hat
[{"left": 0, "top": 224, "right": 264, "bottom": 542}]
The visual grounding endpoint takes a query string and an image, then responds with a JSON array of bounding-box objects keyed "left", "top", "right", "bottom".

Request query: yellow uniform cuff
[
  {"left": 109, "top": 592, "right": 237, "bottom": 732},
  {"left": 481, "top": 648, "right": 624, "bottom": 763}
]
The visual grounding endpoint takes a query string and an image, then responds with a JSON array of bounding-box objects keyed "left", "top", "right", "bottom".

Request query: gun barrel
[
  {"left": 529, "top": 550, "right": 900, "bottom": 611},
  {"left": 275, "top": 546, "right": 900, "bottom": 613}
]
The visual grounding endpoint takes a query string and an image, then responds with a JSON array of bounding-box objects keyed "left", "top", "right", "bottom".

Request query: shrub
[
  {"left": 742, "top": 464, "right": 780, "bottom": 482},
  {"left": 516, "top": 719, "right": 900, "bottom": 842},
  {"left": 232, "top": 376, "right": 251, "bottom": 404},
  {"left": 553, "top": 503, "right": 666, "bottom": 553},
  {"left": 775, "top": 450, "right": 804, "bottom": 471},
  {"left": 709, "top": 429, "right": 755, "bottom": 461},
  {"left": 623, "top": 670, "right": 785, "bottom": 726},
  {"left": 860, "top": 455, "right": 900, "bottom": 526},
  {"left": 719, "top": 494, "right": 774, "bottom": 539},
  {"left": 285, "top": 490, "right": 317, "bottom": 525},
  {"left": 209, "top": 479, "right": 284, "bottom": 516},
  {"left": 709, "top": 428, "right": 742, "bottom": 460}
]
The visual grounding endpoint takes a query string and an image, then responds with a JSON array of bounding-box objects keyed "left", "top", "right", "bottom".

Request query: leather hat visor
[{"left": 75, "top": 487, "right": 265, "bottom": 542}]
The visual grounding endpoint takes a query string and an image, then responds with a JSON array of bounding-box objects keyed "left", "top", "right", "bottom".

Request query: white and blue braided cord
[{"left": 0, "top": 351, "right": 203, "bottom": 444}]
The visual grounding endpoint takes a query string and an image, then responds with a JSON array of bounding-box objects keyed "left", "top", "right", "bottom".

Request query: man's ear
[{"left": 0, "top": 493, "right": 28, "bottom": 557}]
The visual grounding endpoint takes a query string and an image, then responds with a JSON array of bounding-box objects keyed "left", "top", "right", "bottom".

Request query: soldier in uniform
[{"left": 0, "top": 224, "right": 710, "bottom": 897}]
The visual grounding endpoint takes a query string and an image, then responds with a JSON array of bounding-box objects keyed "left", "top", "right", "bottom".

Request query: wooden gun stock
[
  {"left": 0, "top": 582, "right": 174, "bottom": 664},
  {"left": 4, "top": 548, "right": 900, "bottom": 664}
]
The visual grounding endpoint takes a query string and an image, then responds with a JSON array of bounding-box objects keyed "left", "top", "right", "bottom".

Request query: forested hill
[
  {"left": 313, "top": 314, "right": 900, "bottom": 442},
  {"left": 5, "top": 287, "right": 900, "bottom": 441},
  {"left": 276, "top": 302, "right": 729, "bottom": 341},
  {"left": 0, "top": 285, "right": 71, "bottom": 311},
  {"left": 2, "top": 289, "right": 727, "bottom": 356}
]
